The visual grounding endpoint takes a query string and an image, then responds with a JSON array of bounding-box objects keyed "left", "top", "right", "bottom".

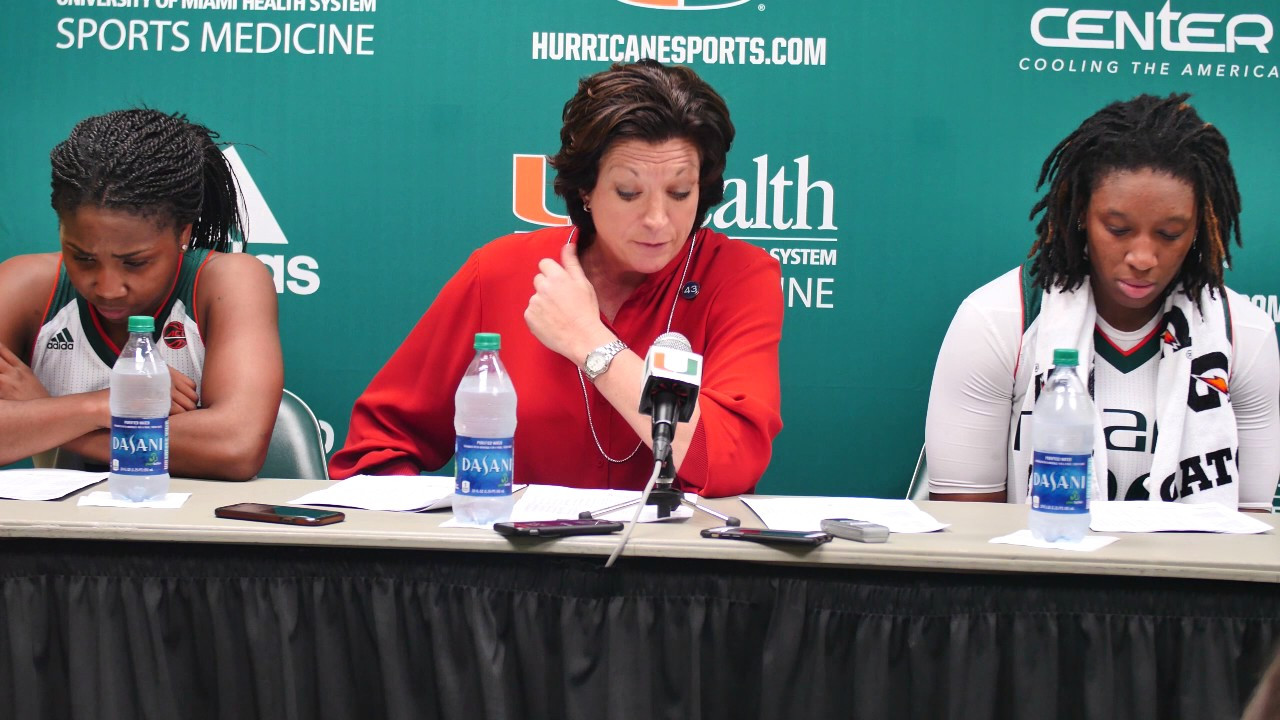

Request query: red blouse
[{"left": 329, "top": 226, "right": 783, "bottom": 497}]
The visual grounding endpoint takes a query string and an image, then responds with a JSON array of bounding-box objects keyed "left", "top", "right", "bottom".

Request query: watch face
[{"left": 586, "top": 353, "right": 606, "bottom": 374}]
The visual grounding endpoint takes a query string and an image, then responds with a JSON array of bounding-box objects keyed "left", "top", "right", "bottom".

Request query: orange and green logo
[
  {"left": 1194, "top": 373, "right": 1230, "bottom": 396},
  {"left": 618, "top": 0, "right": 751, "bottom": 9},
  {"left": 654, "top": 352, "right": 701, "bottom": 376},
  {"left": 512, "top": 154, "right": 569, "bottom": 227}
]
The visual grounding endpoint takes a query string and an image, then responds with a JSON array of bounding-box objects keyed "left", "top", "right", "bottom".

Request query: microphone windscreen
[{"left": 652, "top": 332, "right": 692, "bottom": 352}]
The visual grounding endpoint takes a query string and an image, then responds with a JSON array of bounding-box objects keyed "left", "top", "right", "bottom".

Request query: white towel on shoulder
[{"left": 1014, "top": 279, "right": 1239, "bottom": 508}]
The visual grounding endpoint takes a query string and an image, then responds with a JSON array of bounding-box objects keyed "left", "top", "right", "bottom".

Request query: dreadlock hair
[
  {"left": 551, "top": 59, "right": 734, "bottom": 249},
  {"left": 1027, "top": 93, "right": 1241, "bottom": 306},
  {"left": 50, "top": 109, "right": 245, "bottom": 252}
]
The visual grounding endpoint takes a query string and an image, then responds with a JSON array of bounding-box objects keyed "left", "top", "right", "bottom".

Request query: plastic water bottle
[
  {"left": 108, "top": 316, "right": 171, "bottom": 501},
  {"left": 1028, "top": 348, "right": 1095, "bottom": 542},
  {"left": 453, "top": 332, "right": 517, "bottom": 526}
]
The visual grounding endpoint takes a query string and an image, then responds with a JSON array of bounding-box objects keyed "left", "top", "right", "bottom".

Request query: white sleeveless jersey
[
  {"left": 1008, "top": 265, "right": 1236, "bottom": 502},
  {"left": 1090, "top": 316, "right": 1162, "bottom": 500},
  {"left": 1010, "top": 313, "right": 1165, "bottom": 501},
  {"left": 31, "top": 249, "right": 211, "bottom": 400}
]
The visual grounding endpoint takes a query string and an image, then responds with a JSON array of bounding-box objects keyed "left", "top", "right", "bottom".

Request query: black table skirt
[{"left": 1, "top": 538, "right": 1278, "bottom": 720}]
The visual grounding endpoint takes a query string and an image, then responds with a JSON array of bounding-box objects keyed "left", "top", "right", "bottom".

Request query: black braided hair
[
  {"left": 1027, "top": 93, "right": 1241, "bottom": 305},
  {"left": 50, "top": 109, "right": 245, "bottom": 252}
]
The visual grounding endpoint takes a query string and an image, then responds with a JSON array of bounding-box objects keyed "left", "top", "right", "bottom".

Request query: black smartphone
[
  {"left": 700, "top": 526, "right": 833, "bottom": 546},
  {"left": 493, "top": 519, "right": 624, "bottom": 537},
  {"left": 214, "top": 503, "right": 345, "bottom": 526}
]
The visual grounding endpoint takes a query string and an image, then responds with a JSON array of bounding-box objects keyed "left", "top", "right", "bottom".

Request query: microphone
[{"left": 638, "top": 332, "right": 703, "bottom": 464}]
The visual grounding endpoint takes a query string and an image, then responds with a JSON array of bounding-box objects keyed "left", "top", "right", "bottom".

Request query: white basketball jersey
[
  {"left": 31, "top": 249, "right": 210, "bottom": 400},
  {"left": 1091, "top": 315, "right": 1162, "bottom": 501}
]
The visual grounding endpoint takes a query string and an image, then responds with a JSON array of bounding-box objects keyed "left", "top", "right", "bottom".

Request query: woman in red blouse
[{"left": 331, "top": 60, "right": 783, "bottom": 497}]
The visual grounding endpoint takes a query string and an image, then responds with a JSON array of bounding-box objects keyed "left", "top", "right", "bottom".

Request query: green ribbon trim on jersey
[
  {"left": 1093, "top": 326, "right": 1161, "bottom": 374},
  {"left": 1020, "top": 260, "right": 1042, "bottom": 334}
]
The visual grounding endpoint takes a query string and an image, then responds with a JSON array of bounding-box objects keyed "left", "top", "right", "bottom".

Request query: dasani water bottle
[
  {"left": 1028, "top": 348, "right": 1095, "bottom": 542},
  {"left": 453, "top": 332, "right": 517, "bottom": 526},
  {"left": 109, "top": 315, "right": 171, "bottom": 502}
]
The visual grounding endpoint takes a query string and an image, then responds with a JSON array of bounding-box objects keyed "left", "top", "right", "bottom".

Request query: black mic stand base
[{"left": 578, "top": 457, "right": 740, "bottom": 526}]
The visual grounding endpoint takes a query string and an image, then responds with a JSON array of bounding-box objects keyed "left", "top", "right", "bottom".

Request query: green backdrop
[{"left": 4, "top": 1, "right": 1278, "bottom": 497}]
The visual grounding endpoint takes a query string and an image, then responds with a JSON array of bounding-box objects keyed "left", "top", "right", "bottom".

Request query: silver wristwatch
[{"left": 583, "top": 340, "right": 628, "bottom": 380}]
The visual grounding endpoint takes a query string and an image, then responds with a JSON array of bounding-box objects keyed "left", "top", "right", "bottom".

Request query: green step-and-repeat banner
[{"left": 3, "top": 1, "right": 1279, "bottom": 497}]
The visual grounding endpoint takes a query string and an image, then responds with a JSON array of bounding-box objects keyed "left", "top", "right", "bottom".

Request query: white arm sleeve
[
  {"left": 925, "top": 270, "right": 1024, "bottom": 495},
  {"left": 1225, "top": 293, "right": 1280, "bottom": 510}
]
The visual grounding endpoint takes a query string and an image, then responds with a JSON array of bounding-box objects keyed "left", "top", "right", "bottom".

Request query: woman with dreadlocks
[
  {"left": 925, "top": 93, "right": 1279, "bottom": 511},
  {"left": 0, "top": 109, "right": 283, "bottom": 480}
]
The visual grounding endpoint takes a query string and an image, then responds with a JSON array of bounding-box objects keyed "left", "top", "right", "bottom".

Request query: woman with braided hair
[
  {"left": 926, "top": 93, "right": 1279, "bottom": 511},
  {"left": 0, "top": 108, "right": 283, "bottom": 480}
]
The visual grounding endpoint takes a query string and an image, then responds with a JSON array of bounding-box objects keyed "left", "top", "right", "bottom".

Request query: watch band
[{"left": 583, "top": 340, "right": 628, "bottom": 380}]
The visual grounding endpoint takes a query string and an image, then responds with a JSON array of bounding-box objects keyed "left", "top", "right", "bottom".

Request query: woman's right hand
[
  {"left": 525, "top": 242, "right": 614, "bottom": 364},
  {"left": 169, "top": 366, "right": 198, "bottom": 414}
]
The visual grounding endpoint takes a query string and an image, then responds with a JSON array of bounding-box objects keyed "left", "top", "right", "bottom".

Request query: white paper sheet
[
  {"left": 77, "top": 491, "right": 191, "bottom": 509},
  {"left": 290, "top": 475, "right": 460, "bottom": 512},
  {"left": 0, "top": 469, "right": 105, "bottom": 501},
  {"left": 1090, "top": 502, "right": 1273, "bottom": 534},
  {"left": 989, "top": 529, "right": 1118, "bottom": 552},
  {"left": 741, "top": 496, "right": 948, "bottom": 534}
]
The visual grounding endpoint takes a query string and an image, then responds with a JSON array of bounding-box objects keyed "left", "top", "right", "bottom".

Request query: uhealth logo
[
  {"left": 618, "top": 0, "right": 751, "bottom": 9},
  {"left": 513, "top": 153, "right": 837, "bottom": 233},
  {"left": 513, "top": 152, "right": 842, "bottom": 311},
  {"left": 512, "top": 155, "right": 568, "bottom": 226}
]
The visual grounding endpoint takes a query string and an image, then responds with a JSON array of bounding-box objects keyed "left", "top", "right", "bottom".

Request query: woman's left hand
[
  {"left": 525, "top": 243, "right": 615, "bottom": 362},
  {"left": 0, "top": 341, "right": 50, "bottom": 402}
]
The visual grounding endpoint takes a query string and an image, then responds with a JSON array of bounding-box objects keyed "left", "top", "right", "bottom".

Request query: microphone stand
[
  {"left": 585, "top": 347, "right": 739, "bottom": 526},
  {"left": 579, "top": 447, "right": 741, "bottom": 526}
]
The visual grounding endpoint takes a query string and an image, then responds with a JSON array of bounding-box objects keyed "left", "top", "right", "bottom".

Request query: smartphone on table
[
  {"left": 493, "top": 519, "right": 624, "bottom": 537},
  {"left": 820, "top": 518, "right": 890, "bottom": 543},
  {"left": 700, "top": 526, "right": 832, "bottom": 546},
  {"left": 215, "top": 503, "right": 345, "bottom": 526}
]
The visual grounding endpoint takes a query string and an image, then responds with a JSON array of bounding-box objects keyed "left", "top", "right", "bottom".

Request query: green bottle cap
[
  {"left": 128, "top": 316, "right": 155, "bottom": 333},
  {"left": 474, "top": 332, "right": 501, "bottom": 351},
  {"left": 1053, "top": 348, "right": 1079, "bottom": 367}
]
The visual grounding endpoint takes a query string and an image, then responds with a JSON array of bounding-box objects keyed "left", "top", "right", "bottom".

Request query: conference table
[{"left": 1, "top": 478, "right": 1278, "bottom": 720}]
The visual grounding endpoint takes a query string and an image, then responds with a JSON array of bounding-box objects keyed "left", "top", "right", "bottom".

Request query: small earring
[
  {"left": 583, "top": 202, "right": 591, "bottom": 213},
  {"left": 180, "top": 244, "right": 188, "bottom": 252}
]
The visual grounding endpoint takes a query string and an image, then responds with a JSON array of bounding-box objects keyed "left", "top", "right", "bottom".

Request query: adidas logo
[{"left": 45, "top": 328, "right": 74, "bottom": 351}]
